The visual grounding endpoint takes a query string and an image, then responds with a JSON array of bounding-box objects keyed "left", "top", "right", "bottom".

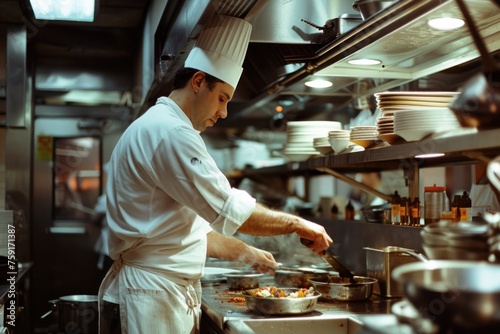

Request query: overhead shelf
[{"left": 241, "top": 128, "right": 500, "bottom": 177}]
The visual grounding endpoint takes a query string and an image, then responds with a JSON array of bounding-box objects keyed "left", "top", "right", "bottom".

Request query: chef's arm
[
  {"left": 236, "top": 203, "right": 332, "bottom": 254},
  {"left": 206, "top": 230, "right": 278, "bottom": 273}
]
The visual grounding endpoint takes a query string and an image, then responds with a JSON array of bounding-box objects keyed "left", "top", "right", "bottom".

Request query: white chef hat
[{"left": 184, "top": 15, "right": 252, "bottom": 89}]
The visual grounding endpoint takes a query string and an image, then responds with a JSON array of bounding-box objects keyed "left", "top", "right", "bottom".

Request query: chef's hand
[
  {"left": 296, "top": 219, "right": 333, "bottom": 256},
  {"left": 240, "top": 245, "right": 279, "bottom": 275}
]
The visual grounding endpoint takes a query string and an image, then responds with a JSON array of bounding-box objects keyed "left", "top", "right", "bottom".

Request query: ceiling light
[
  {"left": 304, "top": 79, "right": 333, "bottom": 88},
  {"left": 348, "top": 59, "right": 382, "bottom": 66},
  {"left": 415, "top": 153, "right": 445, "bottom": 159},
  {"left": 427, "top": 17, "right": 465, "bottom": 31},
  {"left": 29, "top": 0, "right": 96, "bottom": 22}
]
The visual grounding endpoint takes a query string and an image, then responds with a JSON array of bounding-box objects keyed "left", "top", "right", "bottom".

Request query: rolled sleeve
[{"left": 211, "top": 188, "right": 256, "bottom": 235}]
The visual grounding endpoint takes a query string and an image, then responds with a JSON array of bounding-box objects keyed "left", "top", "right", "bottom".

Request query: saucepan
[{"left": 392, "top": 260, "right": 500, "bottom": 333}]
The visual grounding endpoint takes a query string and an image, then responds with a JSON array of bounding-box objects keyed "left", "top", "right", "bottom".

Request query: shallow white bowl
[
  {"left": 314, "top": 145, "right": 333, "bottom": 155},
  {"left": 328, "top": 137, "right": 352, "bottom": 153}
]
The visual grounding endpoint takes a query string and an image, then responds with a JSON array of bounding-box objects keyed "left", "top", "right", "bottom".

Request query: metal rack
[{"left": 240, "top": 128, "right": 500, "bottom": 201}]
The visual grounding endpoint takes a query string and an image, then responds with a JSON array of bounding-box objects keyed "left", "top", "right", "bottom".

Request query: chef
[{"left": 98, "top": 15, "right": 333, "bottom": 334}]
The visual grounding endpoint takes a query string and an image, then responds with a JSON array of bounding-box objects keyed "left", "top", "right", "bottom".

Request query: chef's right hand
[{"left": 296, "top": 219, "right": 333, "bottom": 255}]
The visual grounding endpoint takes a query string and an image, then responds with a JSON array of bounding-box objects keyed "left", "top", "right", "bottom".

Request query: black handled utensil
[{"left": 300, "top": 238, "right": 357, "bottom": 284}]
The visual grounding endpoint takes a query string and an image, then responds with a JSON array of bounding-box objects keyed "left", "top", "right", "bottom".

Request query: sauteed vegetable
[{"left": 245, "top": 286, "right": 315, "bottom": 298}]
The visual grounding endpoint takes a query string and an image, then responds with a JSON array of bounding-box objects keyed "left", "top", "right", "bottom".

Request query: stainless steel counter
[{"left": 201, "top": 275, "right": 415, "bottom": 334}]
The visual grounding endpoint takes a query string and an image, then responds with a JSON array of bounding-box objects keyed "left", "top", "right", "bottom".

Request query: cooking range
[{"left": 201, "top": 273, "right": 489, "bottom": 334}]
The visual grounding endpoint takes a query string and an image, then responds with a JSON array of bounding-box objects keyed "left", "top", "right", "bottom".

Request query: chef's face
[{"left": 191, "top": 73, "right": 234, "bottom": 131}]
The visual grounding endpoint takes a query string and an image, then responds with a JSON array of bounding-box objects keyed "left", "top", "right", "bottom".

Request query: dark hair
[{"left": 172, "top": 67, "right": 223, "bottom": 90}]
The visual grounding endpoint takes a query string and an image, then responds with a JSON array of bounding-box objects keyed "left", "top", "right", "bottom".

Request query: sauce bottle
[
  {"left": 451, "top": 194, "right": 461, "bottom": 222},
  {"left": 411, "top": 197, "right": 421, "bottom": 226},
  {"left": 400, "top": 197, "right": 409, "bottom": 225},
  {"left": 459, "top": 191, "right": 472, "bottom": 222},
  {"left": 391, "top": 191, "right": 401, "bottom": 224},
  {"left": 330, "top": 203, "right": 339, "bottom": 220},
  {"left": 345, "top": 200, "right": 355, "bottom": 220}
]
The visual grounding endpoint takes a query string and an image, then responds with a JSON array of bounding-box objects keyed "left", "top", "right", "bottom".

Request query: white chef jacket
[{"left": 102, "top": 96, "right": 256, "bottom": 290}]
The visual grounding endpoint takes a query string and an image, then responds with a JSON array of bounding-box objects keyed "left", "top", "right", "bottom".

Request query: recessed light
[
  {"left": 304, "top": 79, "right": 333, "bottom": 88},
  {"left": 415, "top": 153, "right": 445, "bottom": 159},
  {"left": 427, "top": 17, "right": 465, "bottom": 31},
  {"left": 29, "top": 0, "right": 96, "bottom": 22},
  {"left": 347, "top": 59, "right": 382, "bottom": 66}
]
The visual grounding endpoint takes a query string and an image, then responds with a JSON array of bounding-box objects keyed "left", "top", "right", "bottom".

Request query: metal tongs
[{"left": 300, "top": 238, "right": 357, "bottom": 284}]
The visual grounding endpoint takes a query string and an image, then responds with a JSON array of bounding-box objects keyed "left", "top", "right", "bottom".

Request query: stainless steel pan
[
  {"left": 392, "top": 260, "right": 500, "bottom": 333},
  {"left": 309, "top": 275, "right": 377, "bottom": 302},
  {"left": 242, "top": 288, "right": 320, "bottom": 315}
]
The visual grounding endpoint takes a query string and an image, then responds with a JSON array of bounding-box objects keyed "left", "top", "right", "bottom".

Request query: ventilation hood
[{"left": 144, "top": 0, "right": 500, "bottom": 132}]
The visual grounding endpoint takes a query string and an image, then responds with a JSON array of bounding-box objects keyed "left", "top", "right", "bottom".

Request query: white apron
[{"left": 98, "top": 253, "right": 203, "bottom": 334}]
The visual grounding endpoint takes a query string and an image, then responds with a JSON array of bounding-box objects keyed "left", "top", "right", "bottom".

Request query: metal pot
[
  {"left": 225, "top": 271, "right": 262, "bottom": 290},
  {"left": 50, "top": 295, "right": 98, "bottom": 334},
  {"left": 243, "top": 288, "right": 320, "bottom": 315},
  {"left": 392, "top": 260, "right": 500, "bottom": 333},
  {"left": 274, "top": 267, "right": 329, "bottom": 288},
  {"left": 309, "top": 275, "right": 377, "bottom": 302}
]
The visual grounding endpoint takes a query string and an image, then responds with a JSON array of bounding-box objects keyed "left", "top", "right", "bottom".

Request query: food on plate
[{"left": 244, "top": 286, "right": 315, "bottom": 298}]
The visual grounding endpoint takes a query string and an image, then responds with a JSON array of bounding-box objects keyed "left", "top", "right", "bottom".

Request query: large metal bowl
[
  {"left": 392, "top": 260, "right": 500, "bottom": 333},
  {"left": 243, "top": 288, "right": 320, "bottom": 315},
  {"left": 309, "top": 275, "right": 377, "bottom": 302}
]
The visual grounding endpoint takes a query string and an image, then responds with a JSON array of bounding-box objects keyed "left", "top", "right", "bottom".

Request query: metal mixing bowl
[{"left": 392, "top": 260, "right": 500, "bottom": 333}]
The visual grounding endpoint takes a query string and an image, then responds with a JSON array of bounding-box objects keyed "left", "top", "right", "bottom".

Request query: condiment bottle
[
  {"left": 345, "top": 200, "right": 355, "bottom": 220},
  {"left": 400, "top": 197, "right": 409, "bottom": 225},
  {"left": 391, "top": 191, "right": 401, "bottom": 224},
  {"left": 451, "top": 194, "right": 461, "bottom": 222},
  {"left": 459, "top": 191, "right": 472, "bottom": 222},
  {"left": 411, "top": 197, "right": 421, "bottom": 226},
  {"left": 330, "top": 203, "right": 339, "bottom": 220}
]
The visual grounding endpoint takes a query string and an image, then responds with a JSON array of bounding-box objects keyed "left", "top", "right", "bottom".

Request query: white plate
[{"left": 375, "top": 91, "right": 460, "bottom": 97}]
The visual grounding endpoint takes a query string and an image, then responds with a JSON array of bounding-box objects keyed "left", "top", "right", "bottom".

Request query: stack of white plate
[
  {"left": 374, "top": 91, "right": 460, "bottom": 114},
  {"left": 327, "top": 130, "right": 352, "bottom": 153},
  {"left": 376, "top": 115, "right": 403, "bottom": 145},
  {"left": 350, "top": 126, "right": 378, "bottom": 148},
  {"left": 393, "top": 108, "right": 462, "bottom": 141},
  {"left": 283, "top": 121, "right": 342, "bottom": 161}
]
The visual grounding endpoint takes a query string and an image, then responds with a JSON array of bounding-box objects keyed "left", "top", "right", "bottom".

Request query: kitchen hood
[{"left": 141, "top": 0, "right": 500, "bottom": 132}]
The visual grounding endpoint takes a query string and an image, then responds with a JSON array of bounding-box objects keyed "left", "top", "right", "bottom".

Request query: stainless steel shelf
[{"left": 243, "top": 128, "right": 500, "bottom": 177}]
